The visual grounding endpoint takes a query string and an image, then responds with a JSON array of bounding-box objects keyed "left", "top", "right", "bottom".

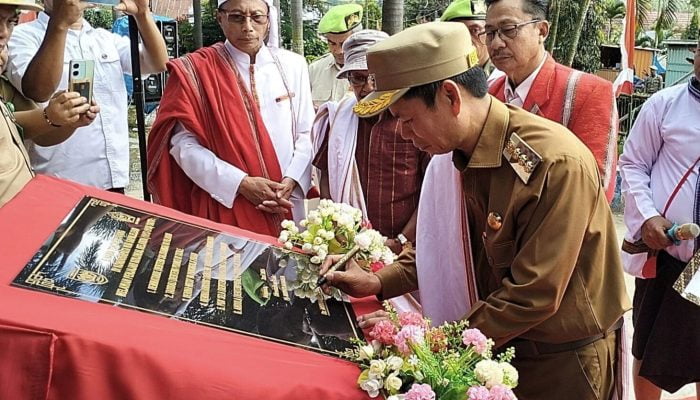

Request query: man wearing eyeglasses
[
  {"left": 311, "top": 29, "right": 429, "bottom": 255},
  {"left": 147, "top": 0, "right": 315, "bottom": 238},
  {"left": 440, "top": 0, "right": 496, "bottom": 78},
  {"left": 619, "top": 37, "right": 700, "bottom": 400},
  {"left": 308, "top": 4, "right": 362, "bottom": 108},
  {"left": 484, "top": 0, "right": 618, "bottom": 202},
  {"left": 6, "top": 0, "right": 168, "bottom": 193}
]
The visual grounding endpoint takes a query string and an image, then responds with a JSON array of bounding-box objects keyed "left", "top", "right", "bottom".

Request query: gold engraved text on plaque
[
  {"left": 147, "top": 232, "right": 172, "bottom": 293},
  {"left": 165, "top": 248, "right": 184, "bottom": 298}
]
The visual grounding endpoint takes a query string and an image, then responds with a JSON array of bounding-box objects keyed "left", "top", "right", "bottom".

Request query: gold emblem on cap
[
  {"left": 353, "top": 90, "right": 398, "bottom": 116},
  {"left": 487, "top": 212, "right": 503, "bottom": 231}
]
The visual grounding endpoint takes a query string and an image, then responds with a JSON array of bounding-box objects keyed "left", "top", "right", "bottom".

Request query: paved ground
[{"left": 126, "top": 127, "right": 696, "bottom": 399}]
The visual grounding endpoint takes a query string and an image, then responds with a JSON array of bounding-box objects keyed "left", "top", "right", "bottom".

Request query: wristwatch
[{"left": 397, "top": 233, "right": 409, "bottom": 247}]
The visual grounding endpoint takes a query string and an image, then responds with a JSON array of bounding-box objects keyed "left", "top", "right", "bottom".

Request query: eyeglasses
[
  {"left": 479, "top": 19, "right": 541, "bottom": 44},
  {"left": 348, "top": 73, "right": 374, "bottom": 87},
  {"left": 219, "top": 10, "right": 269, "bottom": 25}
]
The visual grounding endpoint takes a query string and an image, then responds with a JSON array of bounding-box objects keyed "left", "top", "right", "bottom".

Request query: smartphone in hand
[{"left": 68, "top": 60, "right": 94, "bottom": 104}]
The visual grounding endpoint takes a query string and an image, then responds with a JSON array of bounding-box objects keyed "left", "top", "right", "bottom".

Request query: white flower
[
  {"left": 382, "top": 250, "right": 395, "bottom": 265},
  {"left": 500, "top": 362, "right": 519, "bottom": 388},
  {"left": 358, "top": 344, "right": 375, "bottom": 361},
  {"left": 323, "top": 230, "right": 336, "bottom": 240},
  {"left": 299, "top": 219, "right": 308, "bottom": 227},
  {"left": 408, "top": 355, "right": 420, "bottom": 367},
  {"left": 317, "top": 249, "right": 328, "bottom": 259},
  {"left": 310, "top": 256, "right": 322, "bottom": 264},
  {"left": 360, "top": 378, "right": 382, "bottom": 398},
  {"left": 475, "top": 360, "right": 504, "bottom": 388},
  {"left": 355, "top": 232, "right": 372, "bottom": 250},
  {"left": 278, "top": 231, "right": 289, "bottom": 243},
  {"left": 320, "top": 208, "right": 332, "bottom": 217},
  {"left": 368, "top": 359, "right": 387, "bottom": 379},
  {"left": 386, "top": 356, "right": 403, "bottom": 371},
  {"left": 370, "top": 249, "right": 383, "bottom": 262},
  {"left": 308, "top": 210, "right": 320, "bottom": 220},
  {"left": 384, "top": 372, "right": 402, "bottom": 393},
  {"left": 387, "top": 396, "right": 405, "bottom": 400},
  {"left": 302, "top": 243, "right": 313, "bottom": 252},
  {"left": 318, "top": 199, "right": 329, "bottom": 208},
  {"left": 283, "top": 242, "right": 293, "bottom": 250},
  {"left": 313, "top": 237, "right": 324, "bottom": 245}
]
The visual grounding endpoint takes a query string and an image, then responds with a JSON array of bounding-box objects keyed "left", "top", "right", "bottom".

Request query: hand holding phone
[{"left": 68, "top": 60, "right": 94, "bottom": 105}]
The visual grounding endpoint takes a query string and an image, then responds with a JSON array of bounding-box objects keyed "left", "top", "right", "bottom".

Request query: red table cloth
[{"left": 0, "top": 176, "right": 380, "bottom": 400}]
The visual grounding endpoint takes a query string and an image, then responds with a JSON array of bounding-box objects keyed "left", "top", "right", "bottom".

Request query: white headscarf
[{"left": 217, "top": 0, "right": 279, "bottom": 48}]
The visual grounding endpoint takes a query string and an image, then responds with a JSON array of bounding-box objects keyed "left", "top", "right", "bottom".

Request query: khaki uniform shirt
[
  {"left": 377, "top": 98, "right": 630, "bottom": 347},
  {"left": 308, "top": 54, "right": 351, "bottom": 108},
  {"left": 0, "top": 78, "right": 36, "bottom": 206}
]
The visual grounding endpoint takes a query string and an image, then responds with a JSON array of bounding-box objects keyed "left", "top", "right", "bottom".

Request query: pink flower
[
  {"left": 394, "top": 325, "right": 425, "bottom": 354},
  {"left": 398, "top": 311, "right": 426, "bottom": 328},
  {"left": 467, "top": 385, "right": 491, "bottom": 400},
  {"left": 405, "top": 383, "right": 436, "bottom": 400},
  {"left": 489, "top": 384, "right": 517, "bottom": 400},
  {"left": 369, "top": 320, "right": 397, "bottom": 345},
  {"left": 462, "top": 328, "right": 488, "bottom": 355}
]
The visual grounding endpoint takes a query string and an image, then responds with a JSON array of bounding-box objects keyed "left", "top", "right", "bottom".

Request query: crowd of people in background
[{"left": 0, "top": 0, "right": 698, "bottom": 398}]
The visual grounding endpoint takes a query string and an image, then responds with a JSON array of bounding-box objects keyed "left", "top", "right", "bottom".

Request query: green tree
[
  {"left": 685, "top": 12, "right": 699, "bottom": 39},
  {"left": 178, "top": 3, "right": 226, "bottom": 55},
  {"left": 548, "top": 0, "right": 605, "bottom": 72},
  {"left": 603, "top": 0, "right": 626, "bottom": 43}
]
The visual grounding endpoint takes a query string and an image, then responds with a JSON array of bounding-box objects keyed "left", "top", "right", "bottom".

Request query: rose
[
  {"left": 358, "top": 344, "right": 375, "bottom": 361},
  {"left": 310, "top": 256, "right": 322, "bottom": 264},
  {"left": 368, "top": 359, "right": 387, "bottom": 379},
  {"left": 360, "top": 378, "right": 382, "bottom": 398},
  {"left": 278, "top": 231, "right": 289, "bottom": 243},
  {"left": 283, "top": 242, "right": 293, "bottom": 250},
  {"left": 384, "top": 372, "right": 403, "bottom": 394},
  {"left": 281, "top": 219, "right": 295, "bottom": 230},
  {"left": 302, "top": 243, "right": 313, "bottom": 252},
  {"left": 386, "top": 355, "right": 404, "bottom": 371},
  {"left": 474, "top": 360, "right": 504, "bottom": 389}
]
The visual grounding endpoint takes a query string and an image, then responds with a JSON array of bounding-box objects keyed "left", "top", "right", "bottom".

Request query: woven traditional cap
[
  {"left": 440, "top": 0, "right": 483, "bottom": 21},
  {"left": 354, "top": 22, "right": 479, "bottom": 118},
  {"left": 0, "top": 0, "right": 42, "bottom": 12},
  {"left": 336, "top": 29, "right": 389, "bottom": 79},
  {"left": 318, "top": 4, "right": 363, "bottom": 34}
]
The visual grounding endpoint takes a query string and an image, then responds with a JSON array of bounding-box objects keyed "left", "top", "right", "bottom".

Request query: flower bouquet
[
  {"left": 345, "top": 302, "right": 519, "bottom": 400},
  {"left": 278, "top": 199, "right": 396, "bottom": 268}
]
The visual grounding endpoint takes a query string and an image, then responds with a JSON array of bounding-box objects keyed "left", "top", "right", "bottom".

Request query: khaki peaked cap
[{"left": 354, "top": 22, "right": 479, "bottom": 117}]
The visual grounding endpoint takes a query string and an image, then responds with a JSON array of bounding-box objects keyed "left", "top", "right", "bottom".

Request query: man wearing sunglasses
[
  {"left": 311, "top": 29, "right": 429, "bottom": 255},
  {"left": 147, "top": 0, "right": 315, "bottom": 238},
  {"left": 485, "top": 0, "right": 618, "bottom": 202},
  {"left": 308, "top": 4, "right": 362, "bottom": 108}
]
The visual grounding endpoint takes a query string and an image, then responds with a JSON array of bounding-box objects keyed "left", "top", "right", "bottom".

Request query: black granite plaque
[{"left": 12, "top": 196, "right": 363, "bottom": 356}]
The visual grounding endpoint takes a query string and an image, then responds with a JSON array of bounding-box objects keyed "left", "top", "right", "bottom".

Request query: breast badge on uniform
[{"left": 503, "top": 132, "right": 542, "bottom": 184}]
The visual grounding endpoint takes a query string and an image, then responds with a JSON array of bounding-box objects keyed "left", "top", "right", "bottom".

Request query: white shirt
[
  {"left": 6, "top": 12, "right": 149, "bottom": 190},
  {"left": 503, "top": 53, "right": 547, "bottom": 107},
  {"left": 169, "top": 41, "right": 314, "bottom": 217},
  {"left": 619, "top": 83, "right": 700, "bottom": 265}
]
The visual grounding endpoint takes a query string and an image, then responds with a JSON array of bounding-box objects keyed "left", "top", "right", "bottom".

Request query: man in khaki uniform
[
  {"left": 0, "top": 0, "right": 98, "bottom": 206},
  {"left": 307, "top": 4, "right": 361, "bottom": 108},
  {"left": 440, "top": 0, "right": 495, "bottom": 77},
  {"left": 321, "top": 22, "right": 629, "bottom": 400}
]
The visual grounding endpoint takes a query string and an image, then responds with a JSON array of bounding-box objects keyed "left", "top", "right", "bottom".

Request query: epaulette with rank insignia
[{"left": 503, "top": 132, "right": 542, "bottom": 184}]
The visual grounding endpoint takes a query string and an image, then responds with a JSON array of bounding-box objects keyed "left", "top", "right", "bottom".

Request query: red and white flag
[{"left": 613, "top": 0, "right": 636, "bottom": 96}]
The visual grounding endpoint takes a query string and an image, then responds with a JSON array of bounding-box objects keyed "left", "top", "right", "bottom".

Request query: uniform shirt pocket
[{"left": 482, "top": 236, "right": 516, "bottom": 269}]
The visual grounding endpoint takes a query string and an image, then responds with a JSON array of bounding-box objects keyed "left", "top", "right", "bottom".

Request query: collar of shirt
[
  {"left": 224, "top": 40, "right": 273, "bottom": 66},
  {"left": 37, "top": 11, "right": 94, "bottom": 33},
  {"left": 452, "top": 96, "right": 509, "bottom": 171},
  {"left": 504, "top": 53, "right": 547, "bottom": 105}
]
